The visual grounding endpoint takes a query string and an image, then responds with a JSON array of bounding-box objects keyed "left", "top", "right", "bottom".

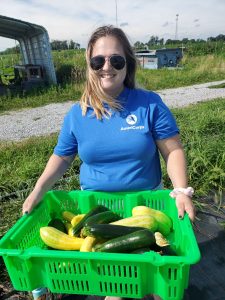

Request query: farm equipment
[
  {"left": 0, "top": 64, "right": 45, "bottom": 95},
  {"left": 11, "top": 64, "right": 45, "bottom": 90}
]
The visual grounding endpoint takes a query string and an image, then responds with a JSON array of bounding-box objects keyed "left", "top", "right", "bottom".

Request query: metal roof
[
  {"left": 0, "top": 15, "right": 56, "bottom": 84},
  {"left": 0, "top": 14, "right": 46, "bottom": 40}
]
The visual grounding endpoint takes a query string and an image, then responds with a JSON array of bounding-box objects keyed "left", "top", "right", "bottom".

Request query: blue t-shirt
[{"left": 54, "top": 87, "right": 179, "bottom": 191}]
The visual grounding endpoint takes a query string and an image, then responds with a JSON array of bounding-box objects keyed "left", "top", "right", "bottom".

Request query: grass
[
  {"left": 136, "top": 54, "right": 225, "bottom": 90},
  {"left": 0, "top": 134, "right": 81, "bottom": 199},
  {"left": 1, "top": 52, "right": 225, "bottom": 113},
  {"left": 209, "top": 82, "right": 225, "bottom": 88},
  {"left": 0, "top": 98, "right": 224, "bottom": 237},
  {"left": 0, "top": 83, "right": 83, "bottom": 113},
  {"left": 163, "top": 98, "right": 225, "bottom": 195}
]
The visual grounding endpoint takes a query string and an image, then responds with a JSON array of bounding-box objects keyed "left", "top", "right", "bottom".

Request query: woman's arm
[
  {"left": 22, "top": 153, "right": 75, "bottom": 214},
  {"left": 156, "top": 134, "right": 195, "bottom": 221}
]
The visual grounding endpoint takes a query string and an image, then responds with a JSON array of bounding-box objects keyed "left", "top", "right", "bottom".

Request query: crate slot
[
  {"left": 71, "top": 280, "right": 75, "bottom": 291},
  {"left": 52, "top": 279, "right": 56, "bottom": 289},
  {"left": 168, "top": 267, "right": 178, "bottom": 280},
  {"left": 61, "top": 280, "right": 65, "bottom": 290},
  {"left": 61, "top": 198, "right": 79, "bottom": 213},
  {"left": 168, "top": 285, "right": 177, "bottom": 298},
  {"left": 145, "top": 198, "right": 165, "bottom": 210},
  {"left": 18, "top": 276, "right": 28, "bottom": 289},
  {"left": 97, "top": 263, "right": 138, "bottom": 278},
  {"left": 99, "top": 282, "right": 138, "bottom": 296},
  {"left": 96, "top": 197, "right": 125, "bottom": 216},
  {"left": 19, "top": 277, "right": 23, "bottom": 288}
]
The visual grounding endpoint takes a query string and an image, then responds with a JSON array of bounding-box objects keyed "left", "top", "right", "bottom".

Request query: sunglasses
[{"left": 90, "top": 55, "right": 126, "bottom": 71}]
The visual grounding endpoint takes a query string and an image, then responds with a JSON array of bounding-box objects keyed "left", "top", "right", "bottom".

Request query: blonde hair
[{"left": 80, "top": 25, "right": 137, "bottom": 119}]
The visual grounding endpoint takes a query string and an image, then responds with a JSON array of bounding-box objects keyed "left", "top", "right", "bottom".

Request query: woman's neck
[{"left": 107, "top": 85, "right": 125, "bottom": 98}]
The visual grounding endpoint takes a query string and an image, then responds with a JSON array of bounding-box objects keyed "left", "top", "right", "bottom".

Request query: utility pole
[
  {"left": 115, "top": 0, "right": 118, "bottom": 27},
  {"left": 175, "top": 14, "right": 179, "bottom": 40}
]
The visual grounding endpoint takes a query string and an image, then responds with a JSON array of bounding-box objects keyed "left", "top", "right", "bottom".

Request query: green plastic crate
[{"left": 0, "top": 190, "right": 201, "bottom": 300}]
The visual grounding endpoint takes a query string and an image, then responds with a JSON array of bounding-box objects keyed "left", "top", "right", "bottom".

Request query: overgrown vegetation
[{"left": 1, "top": 41, "right": 225, "bottom": 112}]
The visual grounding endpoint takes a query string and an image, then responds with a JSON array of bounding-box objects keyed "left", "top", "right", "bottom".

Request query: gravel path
[{"left": 1, "top": 80, "right": 225, "bottom": 142}]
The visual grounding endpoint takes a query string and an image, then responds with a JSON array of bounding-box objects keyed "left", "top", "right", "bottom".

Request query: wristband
[{"left": 169, "top": 187, "right": 194, "bottom": 198}]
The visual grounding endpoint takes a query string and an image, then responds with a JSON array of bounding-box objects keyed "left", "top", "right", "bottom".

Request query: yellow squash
[
  {"left": 40, "top": 226, "right": 84, "bottom": 250},
  {"left": 154, "top": 232, "right": 170, "bottom": 247},
  {"left": 62, "top": 211, "right": 76, "bottom": 222},
  {"left": 132, "top": 206, "right": 172, "bottom": 236},
  {"left": 110, "top": 215, "right": 158, "bottom": 232},
  {"left": 71, "top": 214, "right": 86, "bottom": 227},
  {"left": 80, "top": 236, "right": 97, "bottom": 252}
]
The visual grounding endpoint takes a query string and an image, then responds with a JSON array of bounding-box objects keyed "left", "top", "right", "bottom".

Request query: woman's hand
[
  {"left": 22, "top": 188, "right": 44, "bottom": 214},
  {"left": 175, "top": 193, "right": 195, "bottom": 222}
]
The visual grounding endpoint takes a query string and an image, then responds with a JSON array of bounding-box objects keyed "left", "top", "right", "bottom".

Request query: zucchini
[
  {"left": 130, "top": 247, "right": 151, "bottom": 254},
  {"left": 161, "top": 246, "right": 177, "bottom": 256},
  {"left": 110, "top": 215, "right": 158, "bottom": 232},
  {"left": 48, "top": 218, "right": 67, "bottom": 233},
  {"left": 85, "top": 211, "right": 120, "bottom": 227},
  {"left": 149, "top": 243, "right": 177, "bottom": 256},
  {"left": 40, "top": 227, "right": 84, "bottom": 250},
  {"left": 64, "top": 221, "right": 73, "bottom": 236},
  {"left": 82, "top": 224, "right": 146, "bottom": 239},
  {"left": 71, "top": 205, "right": 109, "bottom": 236},
  {"left": 94, "top": 229, "right": 156, "bottom": 253}
]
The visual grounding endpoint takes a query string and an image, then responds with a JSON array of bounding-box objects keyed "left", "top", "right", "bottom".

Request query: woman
[{"left": 23, "top": 25, "right": 195, "bottom": 300}]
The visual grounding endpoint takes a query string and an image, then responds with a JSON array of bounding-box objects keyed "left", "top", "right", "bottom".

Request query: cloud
[
  {"left": 1, "top": 0, "right": 225, "bottom": 51},
  {"left": 120, "top": 22, "right": 129, "bottom": 27},
  {"left": 162, "top": 22, "right": 169, "bottom": 27}
]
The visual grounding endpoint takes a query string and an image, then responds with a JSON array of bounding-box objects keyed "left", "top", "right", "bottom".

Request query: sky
[{"left": 0, "top": 0, "right": 225, "bottom": 51}]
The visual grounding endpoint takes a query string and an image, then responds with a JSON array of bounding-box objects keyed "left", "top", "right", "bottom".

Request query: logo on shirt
[
  {"left": 121, "top": 114, "right": 145, "bottom": 131},
  {"left": 126, "top": 114, "right": 137, "bottom": 125}
]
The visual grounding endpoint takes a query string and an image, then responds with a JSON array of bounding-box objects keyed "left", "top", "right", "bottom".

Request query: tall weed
[{"left": 162, "top": 99, "right": 225, "bottom": 196}]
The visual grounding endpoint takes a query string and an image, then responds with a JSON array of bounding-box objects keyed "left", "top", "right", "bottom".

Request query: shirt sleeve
[
  {"left": 151, "top": 93, "right": 179, "bottom": 140},
  {"left": 54, "top": 110, "right": 78, "bottom": 156}
]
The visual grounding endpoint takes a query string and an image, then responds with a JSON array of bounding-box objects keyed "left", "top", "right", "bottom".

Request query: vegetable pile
[{"left": 40, "top": 205, "right": 176, "bottom": 255}]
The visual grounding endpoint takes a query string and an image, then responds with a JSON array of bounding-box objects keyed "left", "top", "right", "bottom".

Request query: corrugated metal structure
[
  {"left": 135, "top": 48, "right": 183, "bottom": 69},
  {"left": 0, "top": 15, "right": 56, "bottom": 84}
]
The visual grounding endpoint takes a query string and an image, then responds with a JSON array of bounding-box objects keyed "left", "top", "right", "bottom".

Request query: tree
[
  {"left": 0, "top": 45, "right": 20, "bottom": 55},
  {"left": 133, "top": 41, "right": 146, "bottom": 50},
  {"left": 74, "top": 42, "right": 80, "bottom": 49},
  {"left": 146, "top": 35, "right": 159, "bottom": 47},
  {"left": 181, "top": 38, "right": 189, "bottom": 44},
  {"left": 215, "top": 34, "right": 225, "bottom": 41},
  {"left": 68, "top": 40, "right": 75, "bottom": 50}
]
